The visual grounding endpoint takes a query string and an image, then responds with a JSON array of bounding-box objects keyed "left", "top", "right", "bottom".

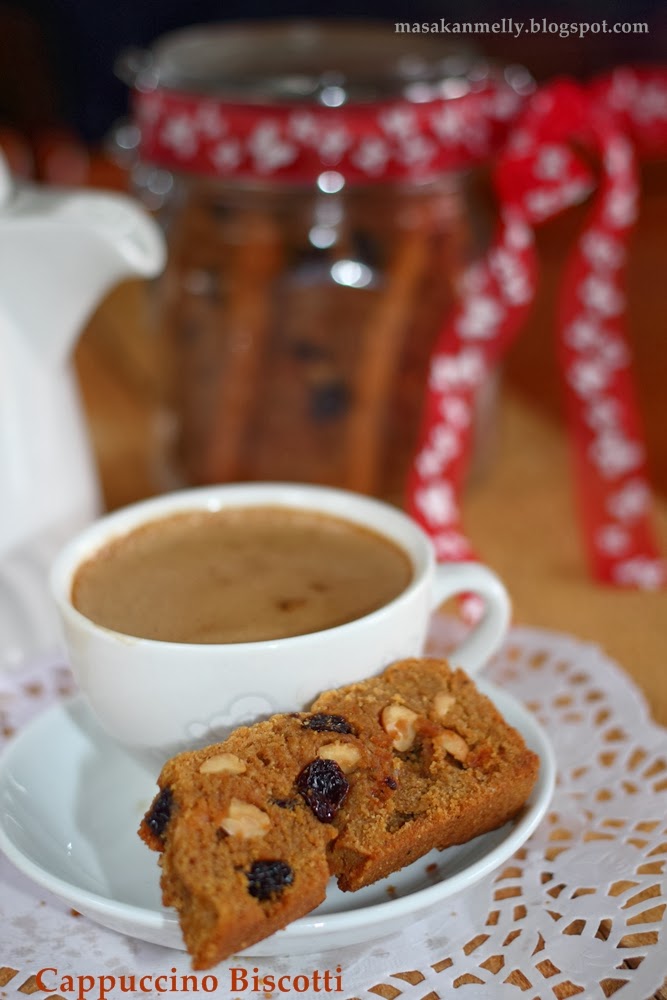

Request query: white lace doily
[{"left": 1, "top": 627, "right": 666, "bottom": 1000}]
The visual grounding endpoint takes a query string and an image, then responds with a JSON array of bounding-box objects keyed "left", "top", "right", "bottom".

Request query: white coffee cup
[{"left": 50, "top": 483, "right": 510, "bottom": 760}]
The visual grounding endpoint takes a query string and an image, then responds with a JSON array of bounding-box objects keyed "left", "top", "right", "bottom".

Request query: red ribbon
[
  {"left": 407, "top": 68, "right": 667, "bottom": 592},
  {"left": 135, "top": 67, "right": 667, "bottom": 590},
  {"left": 134, "top": 76, "right": 523, "bottom": 183}
]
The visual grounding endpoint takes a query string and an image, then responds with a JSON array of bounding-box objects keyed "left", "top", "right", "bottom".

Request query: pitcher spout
[{"left": 0, "top": 165, "right": 165, "bottom": 366}]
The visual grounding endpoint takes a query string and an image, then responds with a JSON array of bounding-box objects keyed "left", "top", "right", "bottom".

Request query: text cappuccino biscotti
[{"left": 139, "top": 657, "right": 540, "bottom": 969}]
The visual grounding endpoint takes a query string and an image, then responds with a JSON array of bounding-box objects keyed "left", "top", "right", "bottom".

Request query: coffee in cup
[{"left": 71, "top": 506, "right": 413, "bottom": 643}]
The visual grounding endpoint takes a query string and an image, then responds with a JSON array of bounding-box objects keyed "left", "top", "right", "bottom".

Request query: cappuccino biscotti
[
  {"left": 140, "top": 658, "right": 539, "bottom": 968},
  {"left": 139, "top": 710, "right": 397, "bottom": 968}
]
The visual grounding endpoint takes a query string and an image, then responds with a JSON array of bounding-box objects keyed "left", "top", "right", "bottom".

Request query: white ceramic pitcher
[{"left": 0, "top": 153, "right": 165, "bottom": 668}]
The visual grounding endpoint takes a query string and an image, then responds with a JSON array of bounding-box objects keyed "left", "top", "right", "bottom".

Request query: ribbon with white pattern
[
  {"left": 133, "top": 78, "right": 523, "bottom": 182},
  {"left": 407, "top": 70, "right": 667, "bottom": 590}
]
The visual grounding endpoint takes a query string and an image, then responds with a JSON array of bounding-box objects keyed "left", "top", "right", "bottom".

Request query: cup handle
[{"left": 430, "top": 562, "right": 511, "bottom": 675}]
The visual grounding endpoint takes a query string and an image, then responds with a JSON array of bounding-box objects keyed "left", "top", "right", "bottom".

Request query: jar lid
[{"left": 133, "top": 21, "right": 505, "bottom": 103}]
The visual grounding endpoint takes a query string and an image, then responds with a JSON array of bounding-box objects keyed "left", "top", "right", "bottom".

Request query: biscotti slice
[
  {"left": 311, "top": 658, "right": 540, "bottom": 891},
  {"left": 139, "top": 710, "right": 396, "bottom": 968},
  {"left": 140, "top": 657, "right": 540, "bottom": 966}
]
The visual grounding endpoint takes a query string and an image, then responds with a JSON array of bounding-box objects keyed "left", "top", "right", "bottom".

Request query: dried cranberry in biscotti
[
  {"left": 301, "top": 713, "right": 355, "bottom": 734},
  {"left": 246, "top": 860, "right": 294, "bottom": 900},
  {"left": 144, "top": 787, "right": 173, "bottom": 838},
  {"left": 296, "top": 758, "right": 349, "bottom": 823}
]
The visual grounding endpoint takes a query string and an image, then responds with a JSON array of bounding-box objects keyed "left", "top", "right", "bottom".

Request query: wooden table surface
[{"left": 73, "top": 164, "right": 667, "bottom": 730}]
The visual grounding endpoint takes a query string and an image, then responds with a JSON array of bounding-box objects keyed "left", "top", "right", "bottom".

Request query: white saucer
[{"left": 0, "top": 683, "right": 555, "bottom": 957}]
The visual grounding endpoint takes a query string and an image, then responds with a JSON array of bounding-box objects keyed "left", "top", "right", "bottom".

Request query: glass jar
[{"left": 122, "top": 22, "right": 530, "bottom": 504}]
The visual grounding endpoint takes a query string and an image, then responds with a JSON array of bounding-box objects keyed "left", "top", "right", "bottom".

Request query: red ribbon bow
[{"left": 406, "top": 68, "right": 667, "bottom": 592}]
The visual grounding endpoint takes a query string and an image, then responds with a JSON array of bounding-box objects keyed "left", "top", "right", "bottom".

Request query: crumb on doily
[{"left": 23, "top": 683, "right": 43, "bottom": 698}]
